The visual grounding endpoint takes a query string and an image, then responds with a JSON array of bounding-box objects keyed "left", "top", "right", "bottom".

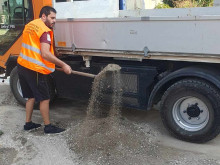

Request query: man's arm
[
  {"left": 53, "top": 35, "right": 61, "bottom": 57},
  {"left": 41, "top": 42, "right": 71, "bottom": 74}
]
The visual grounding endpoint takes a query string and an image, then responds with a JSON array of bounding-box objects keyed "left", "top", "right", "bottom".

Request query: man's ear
[{"left": 41, "top": 13, "right": 46, "bottom": 20}]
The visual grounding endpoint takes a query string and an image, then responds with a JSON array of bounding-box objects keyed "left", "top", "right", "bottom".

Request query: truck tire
[
  {"left": 10, "top": 66, "right": 56, "bottom": 107},
  {"left": 10, "top": 66, "right": 27, "bottom": 106},
  {"left": 160, "top": 78, "right": 220, "bottom": 143}
]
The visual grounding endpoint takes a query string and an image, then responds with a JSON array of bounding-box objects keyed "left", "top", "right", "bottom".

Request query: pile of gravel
[{"left": 66, "top": 64, "right": 159, "bottom": 164}]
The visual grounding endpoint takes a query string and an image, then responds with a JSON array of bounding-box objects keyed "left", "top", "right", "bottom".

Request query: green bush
[
  {"left": 195, "top": 0, "right": 213, "bottom": 7},
  {"left": 155, "top": 3, "right": 171, "bottom": 8},
  {"left": 163, "top": 0, "right": 213, "bottom": 8}
]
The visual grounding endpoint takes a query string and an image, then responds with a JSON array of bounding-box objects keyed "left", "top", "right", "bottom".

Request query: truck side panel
[{"left": 55, "top": 13, "right": 220, "bottom": 56}]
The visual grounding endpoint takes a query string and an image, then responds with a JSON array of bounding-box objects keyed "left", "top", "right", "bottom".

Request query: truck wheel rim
[
  {"left": 172, "top": 96, "right": 209, "bottom": 132},
  {"left": 17, "top": 80, "right": 23, "bottom": 97}
]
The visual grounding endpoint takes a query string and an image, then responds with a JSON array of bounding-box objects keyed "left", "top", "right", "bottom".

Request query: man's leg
[
  {"left": 39, "top": 99, "right": 50, "bottom": 125},
  {"left": 40, "top": 99, "right": 65, "bottom": 134},
  {"left": 24, "top": 98, "right": 41, "bottom": 131},
  {"left": 25, "top": 98, "right": 35, "bottom": 122}
]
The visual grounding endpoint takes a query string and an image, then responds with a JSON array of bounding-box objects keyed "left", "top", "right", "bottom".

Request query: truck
[{"left": 1, "top": 0, "right": 220, "bottom": 143}]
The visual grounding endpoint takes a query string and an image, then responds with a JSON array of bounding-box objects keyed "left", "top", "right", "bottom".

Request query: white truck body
[{"left": 53, "top": 1, "right": 220, "bottom": 63}]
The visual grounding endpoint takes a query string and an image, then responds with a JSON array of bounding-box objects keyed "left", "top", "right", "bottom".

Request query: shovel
[
  {"left": 56, "top": 64, "right": 121, "bottom": 79},
  {"left": 56, "top": 67, "right": 96, "bottom": 78}
]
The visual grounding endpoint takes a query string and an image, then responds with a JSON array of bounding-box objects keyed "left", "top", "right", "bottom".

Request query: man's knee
[
  {"left": 40, "top": 99, "right": 50, "bottom": 104},
  {"left": 27, "top": 98, "right": 35, "bottom": 103}
]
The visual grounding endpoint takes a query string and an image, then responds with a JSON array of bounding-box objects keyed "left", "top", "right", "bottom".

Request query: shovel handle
[{"left": 56, "top": 67, "right": 96, "bottom": 78}]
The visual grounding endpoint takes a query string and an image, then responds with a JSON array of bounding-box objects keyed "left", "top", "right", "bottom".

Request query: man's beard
[{"left": 45, "top": 19, "right": 54, "bottom": 29}]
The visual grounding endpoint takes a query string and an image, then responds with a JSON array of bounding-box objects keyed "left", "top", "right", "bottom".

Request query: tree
[{"left": 160, "top": 0, "right": 213, "bottom": 8}]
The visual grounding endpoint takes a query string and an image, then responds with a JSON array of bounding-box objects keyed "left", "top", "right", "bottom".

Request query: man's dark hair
[{"left": 39, "top": 6, "right": 56, "bottom": 18}]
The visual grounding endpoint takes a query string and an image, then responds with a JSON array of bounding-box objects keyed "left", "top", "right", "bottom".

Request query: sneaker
[
  {"left": 24, "top": 121, "right": 41, "bottom": 131},
  {"left": 44, "top": 124, "right": 65, "bottom": 134}
]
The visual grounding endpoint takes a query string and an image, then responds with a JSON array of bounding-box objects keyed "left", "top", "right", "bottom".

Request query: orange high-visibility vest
[{"left": 17, "top": 18, "right": 55, "bottom": 74}]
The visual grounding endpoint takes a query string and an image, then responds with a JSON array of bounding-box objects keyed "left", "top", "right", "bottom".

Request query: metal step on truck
[{"left": 1, "top": 0, "right": 220, "bottom": 143}]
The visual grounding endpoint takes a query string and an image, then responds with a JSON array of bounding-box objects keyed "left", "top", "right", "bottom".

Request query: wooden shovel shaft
[{"left": 56, "top": 68, "right": 96, "bottom": 78}]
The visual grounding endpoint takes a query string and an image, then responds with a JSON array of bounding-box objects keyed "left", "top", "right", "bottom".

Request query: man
[{"left": 17, "top": 6, "right": 72, "bottom": 134}]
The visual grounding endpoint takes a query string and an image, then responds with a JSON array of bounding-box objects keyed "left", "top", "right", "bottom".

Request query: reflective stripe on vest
[
  {"left": 19, "top": 52, "right": 55, "bottom": 72},
  {"left": 22, "top": 43, "right": 41, "bottom": 54},
  {"left": 20, "top": 42, "right": 55, "bottom": 72}
]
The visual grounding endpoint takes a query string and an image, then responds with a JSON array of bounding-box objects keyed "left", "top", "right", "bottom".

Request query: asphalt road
[{"left": 1, "top": 82, "right": 220, "bottom": 165}]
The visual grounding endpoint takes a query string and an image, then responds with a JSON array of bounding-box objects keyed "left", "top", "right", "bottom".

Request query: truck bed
[{"left": 54, "top": 7, "right": 220, "bottom": 63}]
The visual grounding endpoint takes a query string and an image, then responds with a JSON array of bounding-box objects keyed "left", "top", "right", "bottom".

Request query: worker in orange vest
[{"left": 17, "top": 6, "right": 72, "bottom": 134}]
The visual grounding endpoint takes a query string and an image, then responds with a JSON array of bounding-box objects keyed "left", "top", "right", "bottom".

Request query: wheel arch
[{"left": 147, "top": 66, "right": 220, "bottom": 110}]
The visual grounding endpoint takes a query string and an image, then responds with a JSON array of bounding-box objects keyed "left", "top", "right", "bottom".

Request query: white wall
[
  {"left": 126, "top": 0, "right": 145, "bottom": 10},
  {"left": 53, "top": 0, "right": 119, "bottom": 19},
  {"left": 126, "top": 0, "right": 162, "bottom": 10}
]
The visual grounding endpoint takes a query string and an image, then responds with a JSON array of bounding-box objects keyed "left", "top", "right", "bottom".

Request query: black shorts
[{"left": 17, "top": 64, "right": 50, "bottom": 102}]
